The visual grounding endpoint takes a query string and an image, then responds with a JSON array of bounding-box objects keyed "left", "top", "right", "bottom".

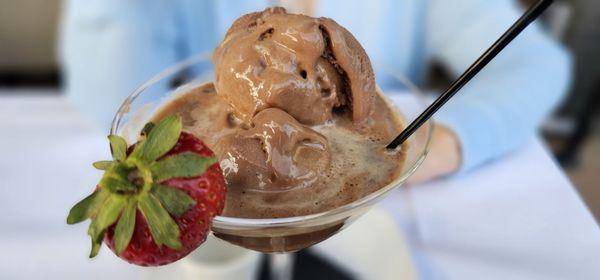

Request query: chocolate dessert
[{"left": 151, "top": 8, "right": 407, "bottom": 251}]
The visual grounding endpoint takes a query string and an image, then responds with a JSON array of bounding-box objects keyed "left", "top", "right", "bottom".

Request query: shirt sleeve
[
  {"left": 425, "top": 0, "right": 572, "bottom": 172},
  {"left": 59, "top": 0, "right": 184, "bottom": 130}
]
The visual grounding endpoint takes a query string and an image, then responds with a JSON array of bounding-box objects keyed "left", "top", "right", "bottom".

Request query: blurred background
[
  {"left": 1, "top": 0, "right": 599, "bottom": 279},
  {"left": 2, "top": 0, "right": 597, "bottom": 219}
]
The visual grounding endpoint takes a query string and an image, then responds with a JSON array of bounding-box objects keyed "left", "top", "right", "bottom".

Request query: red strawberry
[{"left": 67, "top": 115, "right": 226, "bottom": 266}]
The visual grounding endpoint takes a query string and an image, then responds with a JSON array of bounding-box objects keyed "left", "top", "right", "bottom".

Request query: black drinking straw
[{"left": 386, "top": 0, "right": 554, "bottom": 150}]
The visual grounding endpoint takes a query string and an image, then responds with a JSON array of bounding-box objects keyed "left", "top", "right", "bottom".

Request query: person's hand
[{"left": 407, "top": 124, "right": 462, "bottom": 185}]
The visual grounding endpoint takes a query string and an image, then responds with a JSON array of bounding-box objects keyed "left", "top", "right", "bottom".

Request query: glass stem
[{"left": 268, "top": 253, "right": 295, "bottom": 280}]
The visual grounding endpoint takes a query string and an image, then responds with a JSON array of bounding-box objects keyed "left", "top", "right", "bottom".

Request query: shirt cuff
[{"left": 434, "top": 97, "right": 503, "bottom": 174}]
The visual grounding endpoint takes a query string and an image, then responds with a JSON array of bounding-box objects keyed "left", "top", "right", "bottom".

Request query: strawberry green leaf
[
  {"left": 138, "top": 193, "right": 182, "bottom": 250},
  {"left": 114, "top": 199, "right": 137, "bottom": 256},
  {"left": 108, "top": 135, "right": 128, "bottom": 161},
  {"left": 151, "top": 153, "right": 217, "bottom": 182},
  {"left": 89, "top": 229, "right": 105, "bottom": 258},
  {"left": 141, "top": 122, "right": 155, "bottom": 137},
  {"left": 67, "top": 189, "right": 109, "bottom": 224},
  {"left": 152, "top": 184, "right": 196, "bottom": 217},
  {"left": 93, "top": 160, "right": 114, "bottom": 170},
  {"left": 87, "top": 195, "right": 126, "bottom": 248},
  {"left": 131, "top": 115, "right": 181, "bottom": 163}
]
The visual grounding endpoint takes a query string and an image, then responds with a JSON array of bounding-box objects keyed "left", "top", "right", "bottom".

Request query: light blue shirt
[{"left": 60, "top": 0, "right": 571, "bottom": 173}]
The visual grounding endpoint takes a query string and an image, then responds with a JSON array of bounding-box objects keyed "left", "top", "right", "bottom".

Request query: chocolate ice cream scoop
[
  {"left": 148, "top": 8, "right": 406, "bottom": 220},
  {"left": 215, "top": 108, "right": 330, "bottom": 191},
  {"left": 213, "top": 7, "right": 375, "bottom": 125}
]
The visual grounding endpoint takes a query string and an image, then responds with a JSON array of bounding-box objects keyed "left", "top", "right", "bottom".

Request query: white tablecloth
[{"left": 0, "top": 94, "right": 598, "bottom": 279}]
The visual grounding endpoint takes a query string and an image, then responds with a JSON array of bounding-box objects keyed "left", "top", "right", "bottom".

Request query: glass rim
[{"left": 110, "top": 52, "right": 433, "bottom": 229}]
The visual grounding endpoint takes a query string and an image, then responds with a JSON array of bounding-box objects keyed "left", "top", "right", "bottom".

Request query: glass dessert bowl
[{"left": 111, "top": 53, "right": 432, "bottom": 254}]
